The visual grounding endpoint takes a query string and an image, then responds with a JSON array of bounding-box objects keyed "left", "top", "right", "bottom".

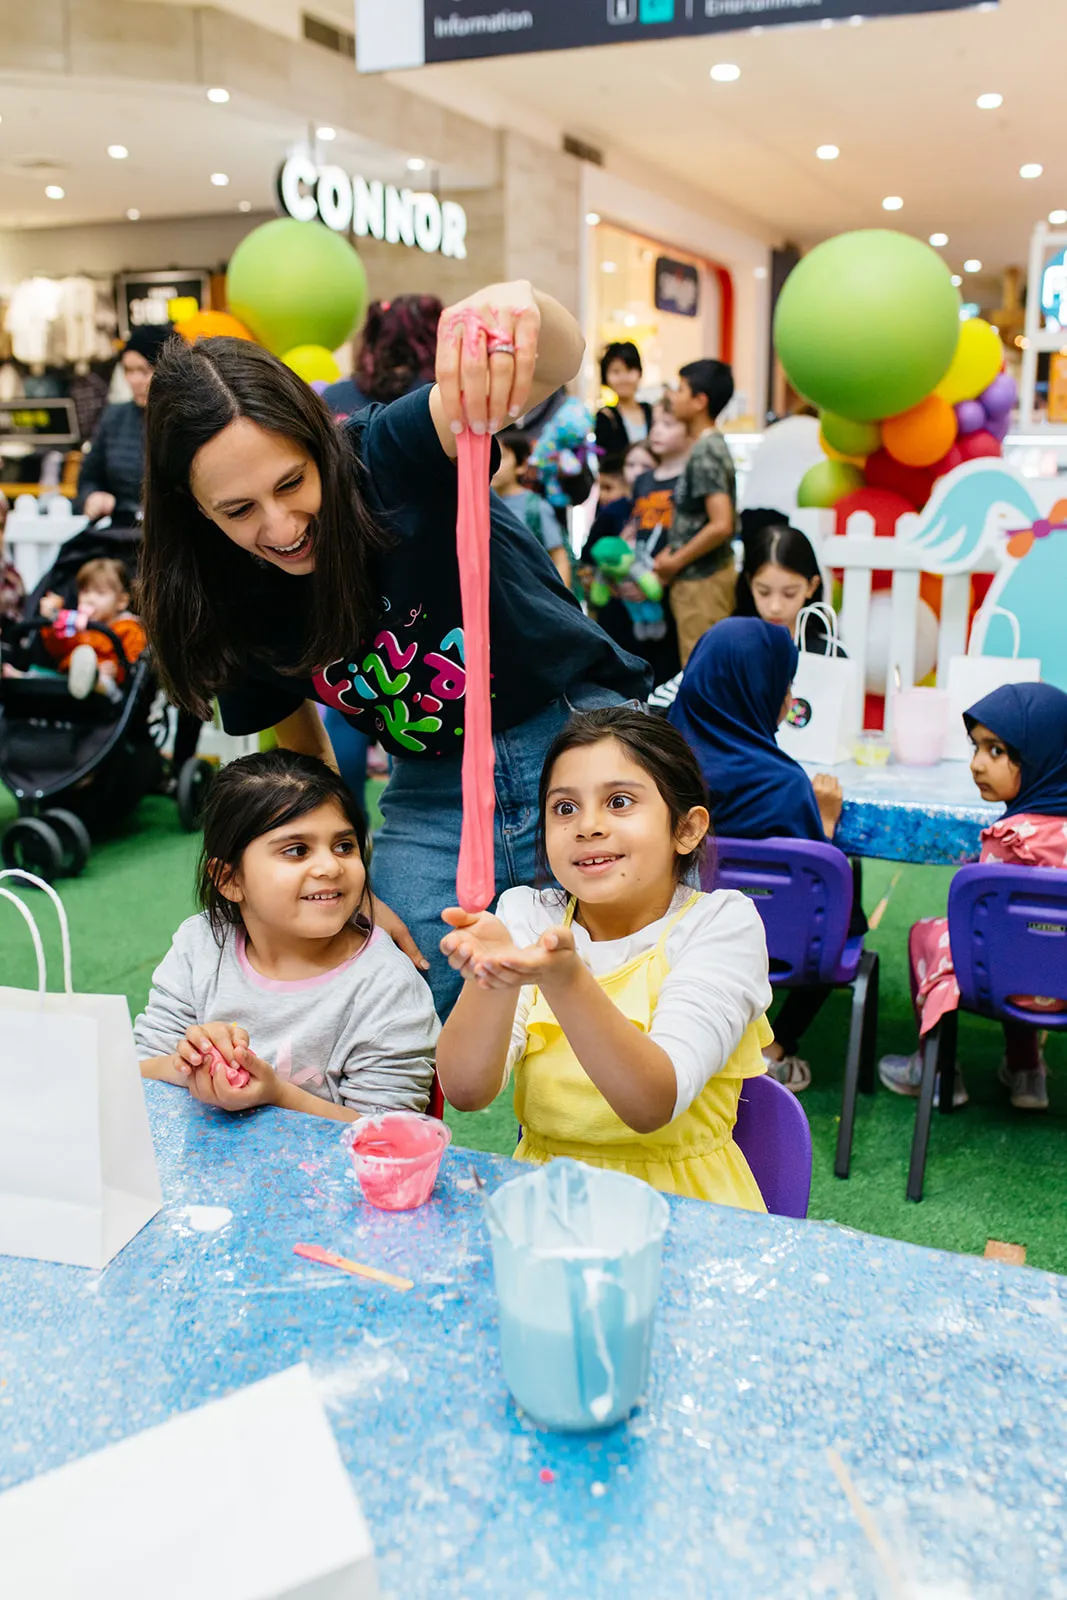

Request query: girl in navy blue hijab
[
  {"left": 667, "top": 617, "right": 832, "bottom": 842},
  {"left": 668, "top": 617, "right": 854, "bottom": 1092}
]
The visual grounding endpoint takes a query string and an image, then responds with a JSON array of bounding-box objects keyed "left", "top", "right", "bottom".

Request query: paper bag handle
[
  {"left": 796, "top": 602, "right": 845, "bottom": 658},
  {"left": 0, "top": 870, "right": 73, "bottom": 993},
  {"left": 0, "top": 887, "right": 47, "bottom": 995},
  {"left": 968, "top": 605, "right": 1021, "bottom": 661}
]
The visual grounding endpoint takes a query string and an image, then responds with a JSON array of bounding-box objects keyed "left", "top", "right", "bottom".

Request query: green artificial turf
[{"left": 2, "top": 785, "right": 1063, "bottom": 1273}]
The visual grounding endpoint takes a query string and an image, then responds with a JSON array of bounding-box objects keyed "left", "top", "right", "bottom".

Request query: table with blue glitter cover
[
  {"left": 2, "top": 1084, "right": 1065, "bottom": 1598},
  {"left": 804, "top": 759, "right": 999, "bottom": 865}
]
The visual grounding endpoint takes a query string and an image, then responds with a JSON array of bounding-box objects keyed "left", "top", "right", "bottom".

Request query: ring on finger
[{"left": 486, "top": 335, "right": 517, "bottom": 357}]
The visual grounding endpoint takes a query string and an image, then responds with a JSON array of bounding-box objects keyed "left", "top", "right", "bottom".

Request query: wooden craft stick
[
  {"left": 293, "top": 1242, "right": 413, "bottom": 1292},
  {"left": 868, "top": 869, "right": 903, "bottom": 932},
  {"left": 826, "top": 1447, "right": 906, "bottom": 1599}
]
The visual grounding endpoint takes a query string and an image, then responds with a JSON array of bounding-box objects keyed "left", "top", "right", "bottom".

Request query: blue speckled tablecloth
[
  {"left": 803, "top": 761, "right": 1000, "bottom": 865},
  {"left": 2, "top": 1085, "right": 1065, "bottom": 1599}
]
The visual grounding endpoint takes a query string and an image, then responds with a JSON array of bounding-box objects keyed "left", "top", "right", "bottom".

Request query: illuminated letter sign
[{"left": 276, "top": 158, "right": 467, "bottom": 259}]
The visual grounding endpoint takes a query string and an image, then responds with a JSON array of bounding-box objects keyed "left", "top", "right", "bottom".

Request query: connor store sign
[
  {"left": 356, "top": 0, "right": 992, "bottom": 70},
  {"left": 276, "top": 156, "right": 468, "bottom": 259}
]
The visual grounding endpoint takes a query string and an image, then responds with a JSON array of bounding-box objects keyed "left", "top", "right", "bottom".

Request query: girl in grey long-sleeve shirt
[{"left": 137, "top": 748, "right": 438, "bottom": 1123}]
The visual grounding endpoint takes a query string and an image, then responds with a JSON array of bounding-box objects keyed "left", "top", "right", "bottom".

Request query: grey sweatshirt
[{"left": 134, "top": 915, "right": 439, "bottom": 1114}]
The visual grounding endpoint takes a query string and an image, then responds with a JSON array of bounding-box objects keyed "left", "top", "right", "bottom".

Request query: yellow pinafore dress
[{"left": 513, "top": 894, "right": 771, "bottom": 1211}]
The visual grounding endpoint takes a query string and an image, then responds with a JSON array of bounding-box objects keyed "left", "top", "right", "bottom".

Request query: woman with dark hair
[
  {"left": 595, "top": 340, "right": 653, "bottom": 457},
  {"left": 322, "top": 294, "right": 443, "bottom": 420},
  {"left": 138, "top": 280, "right": 649, "bottom": 1015},
  {"left": 76, "top": 324, "right": 173, "bottom": 522}
]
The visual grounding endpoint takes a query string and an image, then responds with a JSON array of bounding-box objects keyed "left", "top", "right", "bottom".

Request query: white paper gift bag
[
  {"left": 776, "top": 603, "right": 862, "bottom": 767},
  {"left": 0, "top": 1363, "right": 379, "bottom": 1598},
  {"left": 0, "top": 870, "right": 161, "bottom": 1269},
  {"left": 944, "top": 607, "right": 1042, "bottom": 761}
]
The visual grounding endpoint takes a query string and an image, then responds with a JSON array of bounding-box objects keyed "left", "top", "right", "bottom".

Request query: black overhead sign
[{"left": 413, "top": 0, "right": 993, "bottom": 66}]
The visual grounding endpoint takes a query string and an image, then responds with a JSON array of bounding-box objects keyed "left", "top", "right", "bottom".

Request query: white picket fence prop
[
  {"left": 6, "top": 501, "right": 90, "bottom": 595},
  {"left": 790, "top": 461, "right": 1064, "bottom": 733}
]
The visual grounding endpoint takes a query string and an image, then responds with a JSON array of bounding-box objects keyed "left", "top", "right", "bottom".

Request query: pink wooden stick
[{"left": 455, "top": 428, "right": 496, "bottom": 913}]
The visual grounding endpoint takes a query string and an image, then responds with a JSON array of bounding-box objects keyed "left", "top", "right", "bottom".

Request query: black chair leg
[
  {"left": 859, "top": 950, "right": 880, "bottom": 1095},
  {"left": 936, "top": 1010, "right": 960, "bottom": 1117},
  {"left": 907, "top": 1023, "right": 945, "bottom": 1202},
  {"left": 834, "top": 950, "right": 877, "bottom": 1180}
]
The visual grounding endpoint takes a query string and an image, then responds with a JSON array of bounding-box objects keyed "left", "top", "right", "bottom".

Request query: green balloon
[
  {"left": 226, "top": 219, "right": 368, "bottom": 357},
  {"left": 797, "top": 460, "right": 865, "bottom": 508},
  {"left": 774, "top": 231, "right": 960, "bottom": 422},
  {"left": 820, "top": 411, "right": 881, "bottom": 458}
]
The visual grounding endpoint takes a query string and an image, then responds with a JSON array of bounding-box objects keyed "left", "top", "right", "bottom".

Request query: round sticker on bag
[{"left": 787, "top": 697, "right": 812, "bottom": 729}]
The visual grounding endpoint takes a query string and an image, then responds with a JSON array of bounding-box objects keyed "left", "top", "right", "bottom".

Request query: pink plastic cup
[
  {"left": 890, "top": 688, "right": 950, "bottom": 767},
  {"left": 344, "top": 1112, "right": 452, "bottom": 1211}
]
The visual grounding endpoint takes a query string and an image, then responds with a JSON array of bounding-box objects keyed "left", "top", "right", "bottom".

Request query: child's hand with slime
[
  {"left": 174, "top": 1021, "right": 251, "bottom": 1087},
  {"left": 184, "top": 1044, "right": 282, "bottom": 1114},
  {"left": 440, "top": 907, "right": 515, "bottom": 986},
  {"left": 448, "top": 916, "right": 580, "bottom": 993}
]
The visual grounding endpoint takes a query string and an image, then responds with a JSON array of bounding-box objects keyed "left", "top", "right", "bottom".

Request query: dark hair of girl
[
  {"left": 536, "top": 707, "right": 711, "bottom": 886},
  {"left": 196, "top": 748, "right": 371, "bottom": 944},
  {"left": 600, "top": 341, "right": 643, "bottom": 387},
  {"left": 735, "top": 523, "right": 823, "bottom": 618},
  {"left": 355, "top": 294, "right": 442, "bottom": 404},
  {"left": 139, "top": 336, "right": 389, "bottom": 718}
]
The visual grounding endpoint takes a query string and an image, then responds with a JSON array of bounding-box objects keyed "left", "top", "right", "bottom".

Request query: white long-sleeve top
[{"left": 495, "top": 885, "right": 772, "bottom": 1121}]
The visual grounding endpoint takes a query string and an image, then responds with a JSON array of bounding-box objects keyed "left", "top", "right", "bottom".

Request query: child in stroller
[
  {"left": 4, "top": 556, "right": 147, "bottom": 702},
  {"left": 0, "top": 523, "right": 207, "bottom": 880}
]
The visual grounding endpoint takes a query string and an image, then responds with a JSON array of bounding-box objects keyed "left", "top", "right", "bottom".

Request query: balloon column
[
  {"left": 773, "top": 230, "right": 1017, "bottom": 514},
  {"left": 223, "top": 217, "right": 368, "bottom": 381}
]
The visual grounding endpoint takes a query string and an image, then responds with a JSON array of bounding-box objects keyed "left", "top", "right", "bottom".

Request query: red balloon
[
  {"left": 833, "top": 487, "right": 915, "bottom": 540},
  {"left": 956, "top": 430, "right": 1002, "bottom": 462},
  {"left": 864, "top": 449, "right": 939, "bottom": 510},
  {"left": 933, "top": 444, "right": 965, "bottom": 477}
]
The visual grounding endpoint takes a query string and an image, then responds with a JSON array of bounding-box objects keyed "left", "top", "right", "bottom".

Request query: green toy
[{"left": 588, "top": 535, "right": 664, "bottom": 608}]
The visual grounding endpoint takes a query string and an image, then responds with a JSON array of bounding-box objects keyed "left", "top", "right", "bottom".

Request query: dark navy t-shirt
[{"left": 217, "top": 387, "right": 650, "bottom": 758}]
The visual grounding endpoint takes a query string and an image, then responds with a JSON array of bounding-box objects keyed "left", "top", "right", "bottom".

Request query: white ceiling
[
  {"left": 405, "top": 0, "right": 1065, "bottom": 281},
  {"left": 0, "top": 74, "right": 424, "bottom": 231}
]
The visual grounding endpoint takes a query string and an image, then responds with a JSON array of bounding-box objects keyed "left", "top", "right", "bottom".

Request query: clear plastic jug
[
  {"left": 484, "top": 1159, "right": 670, "bottom": 1432},
  {"left": 890, "top": 687, "right": 950, "bottom": 766}
]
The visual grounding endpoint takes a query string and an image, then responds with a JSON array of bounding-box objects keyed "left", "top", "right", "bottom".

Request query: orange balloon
[
  {"left": 174, "top": 310, "right": 256, "bottom": 344},
  {"left": 882, "top": 394, "right": 958, "bottom": 469}
]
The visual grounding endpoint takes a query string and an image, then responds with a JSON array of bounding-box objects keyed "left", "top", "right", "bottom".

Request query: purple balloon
[
  {"left": 980, "top": 371, "right": 1017, "bottom": 419},
  {"left": 986, "top": 413, "right": 1011, "bottom": 443},
  {"left": 955, "top": 399, "right": 986, "bottom": 435},
  {"left": 310, "top": 379, "right": 329, "bottom": 394}
]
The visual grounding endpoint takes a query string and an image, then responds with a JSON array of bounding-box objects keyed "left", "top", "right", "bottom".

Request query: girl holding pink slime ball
[
  {"left": 437, "top": 708, "right": 773, "bottom": 1209},
  {"left": 138, "top": 281, "right": 648, "bottom": 1019},
  {"left": 136, "top": 749, "right": 438, "bottom": 1122}
]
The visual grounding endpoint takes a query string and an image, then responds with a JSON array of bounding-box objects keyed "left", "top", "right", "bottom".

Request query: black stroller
[{"left": 0, "top": 522, "right": 214, "bottom": 880}]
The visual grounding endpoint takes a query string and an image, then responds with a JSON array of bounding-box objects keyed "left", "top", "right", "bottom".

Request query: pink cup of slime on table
[{"left": 344, "top": 1112, "right": 452, "bottom": 1211}]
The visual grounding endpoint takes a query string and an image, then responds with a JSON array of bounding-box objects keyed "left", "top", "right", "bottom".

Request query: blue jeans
[
  {"left": 323, "top": 706, "right": 370, "bottom": 817},
  {"left": 371, "top": 684, "right": 622, "bottom": 1017}
]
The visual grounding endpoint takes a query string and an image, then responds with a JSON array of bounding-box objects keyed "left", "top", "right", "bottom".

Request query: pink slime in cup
[{"left": 345, "top": 1112, "right": 452, "bottom": 1211}]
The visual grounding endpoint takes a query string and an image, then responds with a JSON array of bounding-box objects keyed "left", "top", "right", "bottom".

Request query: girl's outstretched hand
[
  {"left": 186, "top": 1045, "right": 279, "bottom": 1114},
  {"left": 471, "top": 923, "right": 580, "bottom": 991},
  {"left": 440, "top": 906, "right": 514, "bottom": 985},
  {"left": 435, "top": 281, "right": 541, "bottom": 438}
]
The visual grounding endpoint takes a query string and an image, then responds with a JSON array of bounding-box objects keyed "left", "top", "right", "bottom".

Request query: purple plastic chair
[
  {"left": 733, "top": 1072, "right": 812, "bottom": 1218},
  {"left": 703, "top": 838, "right": 879, "bottom": 1179},
  {"left": 907, "top": 863, "right": 1067, "bottom": 1202}
]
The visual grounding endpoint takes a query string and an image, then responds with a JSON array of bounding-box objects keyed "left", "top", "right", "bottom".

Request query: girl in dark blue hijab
[
  {"left": 964, "top": 682, "right": 1067, "bottom": 819},
  {"left": 667, "top": 617, "right": 828, "bottom": 842},
  {"left": 669, "top": 617, "right": 852, "bottom": 1093}
]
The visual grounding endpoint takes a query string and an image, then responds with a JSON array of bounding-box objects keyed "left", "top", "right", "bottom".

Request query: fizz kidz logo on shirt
[{"left": 314, "top": 614, "right": 468, "bottom": 754}]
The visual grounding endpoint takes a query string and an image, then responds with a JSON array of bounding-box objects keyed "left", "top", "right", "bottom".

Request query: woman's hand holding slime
[{"left": 435, "top": 282, "right": 541, "bottom": 437}]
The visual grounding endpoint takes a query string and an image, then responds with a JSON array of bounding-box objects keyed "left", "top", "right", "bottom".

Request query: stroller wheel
[
  {"left": 1, "top": 818, "right": 64, "bottom": 884},
  {"left": 42, "top": 809, "right": 92, "bottom": 877},
  {"left": 177, "top": 757, "right": 215, "bottom": 832}
]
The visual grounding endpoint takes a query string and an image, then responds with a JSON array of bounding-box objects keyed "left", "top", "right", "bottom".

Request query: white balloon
[
  {"left": 864, "top": 593, "right": 940, "bottom": 695},
  {"left": 740, "top": 416, "right": 824, "bottom": 515}
]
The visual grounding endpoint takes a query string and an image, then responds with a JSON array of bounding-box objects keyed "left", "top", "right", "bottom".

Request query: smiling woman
[{"left": 138, "top": 281, "right": 650, "bottom": 1014}]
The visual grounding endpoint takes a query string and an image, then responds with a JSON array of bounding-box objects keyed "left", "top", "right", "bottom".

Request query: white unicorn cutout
[{"left": 896, "top": 459, "right": 1067, "bottom": 690}]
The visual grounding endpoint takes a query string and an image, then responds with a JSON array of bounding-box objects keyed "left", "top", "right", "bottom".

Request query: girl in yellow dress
[{"left": 436, "top": 707, "right": 773, "bottom": 1210}]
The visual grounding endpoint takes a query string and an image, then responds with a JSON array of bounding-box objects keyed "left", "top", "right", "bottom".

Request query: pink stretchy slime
[
  {"left": 345, "top": 1112, "right": 452, "bottom": 1211},
  {"left": 455, "top": 426, "right": 496, "bottom": 913},
  {"left": 207, "top": 1043, "right": 250, "bottom": 1090}
]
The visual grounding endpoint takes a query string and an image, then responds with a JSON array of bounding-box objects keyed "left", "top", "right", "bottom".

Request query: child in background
[
  {"left": 649, "top": 522, "right": 831, "bottom": 712},
  {"left": 492, "top": 428, "right": 572, "bottom": 587},
  {"left": 622, "top": 439, "right": 656, "bottom": 490},
  {"left": 881, "top": 683, "right": 1067, "bottom": 1113},
  {"left": 137, "top": 748, "right": 438, "bottom": 1122},
  {"left": 655, "top": 359, "right": 739, "bottom": 664},
  {"left": 595, "top": 341, "right": 652, "bottom": 457},
  {"left": 436, "top": 707, "right": 772, "bottom": 1209},
  {"left": 3, "top": 558, "right": 146, "bottom": 701},
  {"left": 668, "top": 618, "right": 851, "bottom": 1093}
]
